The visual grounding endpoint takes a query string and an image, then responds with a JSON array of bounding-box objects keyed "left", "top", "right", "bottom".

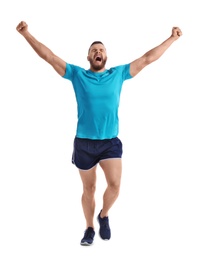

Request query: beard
[{"left": 89, "top": 57, "right": 107, "bottom": 71}]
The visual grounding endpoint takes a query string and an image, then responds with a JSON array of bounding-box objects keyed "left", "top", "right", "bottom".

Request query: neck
[{"left": 90, "top": 67, "right": 106, "bottom": 73}]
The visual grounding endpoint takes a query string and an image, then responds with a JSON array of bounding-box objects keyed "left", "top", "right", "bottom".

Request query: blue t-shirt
[{"left": 62, "top": 63, "right": 132, "bottom": 139}]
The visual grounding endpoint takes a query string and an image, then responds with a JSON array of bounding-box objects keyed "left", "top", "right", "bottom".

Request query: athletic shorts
[{"left": 72, "top": 136, "right": 123, "bottom": 170}]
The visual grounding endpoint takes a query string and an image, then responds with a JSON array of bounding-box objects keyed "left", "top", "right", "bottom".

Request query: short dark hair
[{"left": 88, "top": 41, "right": 104, "bottom": 53}]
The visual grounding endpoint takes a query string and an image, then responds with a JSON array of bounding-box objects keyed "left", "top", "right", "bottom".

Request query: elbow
[
  {"left": 145, "top": 54, "right": 156, "bottom": 65},
  {"left": 145, "top": 51, "right": 161, "bottom": 64},
  {"left": 42, "top": 53, "right": 53, "bottom": 64}
]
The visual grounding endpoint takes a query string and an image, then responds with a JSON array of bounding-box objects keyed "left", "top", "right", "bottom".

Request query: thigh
[
  {"left": 79, "top": 165, "right": 98, "bottom": 188},
  {"left": 99, "top": 159, "right": 122, "bottom": 185}
]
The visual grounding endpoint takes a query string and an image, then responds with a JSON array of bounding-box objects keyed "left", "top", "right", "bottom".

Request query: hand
[
  {"left": 16, "top": 21, "right": 28, "bottom": 35},
  {"left": 171, "top": 27, "right": 182, "bottom": 40}
]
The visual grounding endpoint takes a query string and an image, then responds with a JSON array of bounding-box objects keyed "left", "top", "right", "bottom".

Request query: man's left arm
[{"left": 129, "top": 27, "right": 182, "bottom": 77}]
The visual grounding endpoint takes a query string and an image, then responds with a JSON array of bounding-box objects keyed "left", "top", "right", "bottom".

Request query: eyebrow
[{"left": 91, "top": 48, "right": 105, "bottom": 52}]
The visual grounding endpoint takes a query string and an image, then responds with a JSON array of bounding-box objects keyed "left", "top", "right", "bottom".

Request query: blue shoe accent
[
  {"left": 80, "top": 227, "right": 95, "bottom": 246},
  {"left": 97, "top": 210, "right": 111, "bottom": 240}
]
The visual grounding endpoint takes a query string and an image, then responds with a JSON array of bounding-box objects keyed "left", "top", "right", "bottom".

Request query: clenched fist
[
  {"left": 172, "top": 27, "right": 182, "bottom": 40},
  {"left": 16, "top": 21, "right": 28, "bottom": 35}
]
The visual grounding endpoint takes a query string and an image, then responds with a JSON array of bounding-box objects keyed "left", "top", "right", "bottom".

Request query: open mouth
[{"left": 95, "top": 56, "right": 102, "bottom": 62}]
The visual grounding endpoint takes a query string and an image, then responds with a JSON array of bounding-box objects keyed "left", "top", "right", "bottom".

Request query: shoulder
[
  {"left": 62, "top": 63, "right": 85, "bottom": 79},
  {"left": 67, "top": 63, "right": 84, "bottom": 72},
  {"left": 109, "top": 64, "right": 132, "bottom": 79}
]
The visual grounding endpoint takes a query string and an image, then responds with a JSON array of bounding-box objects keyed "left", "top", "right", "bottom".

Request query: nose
[
  {"left": 96, "top": 50, "right": 102, "bottom": 55},
  {"left": 94, "top": 51, "right": 100, "bottom": 57}
]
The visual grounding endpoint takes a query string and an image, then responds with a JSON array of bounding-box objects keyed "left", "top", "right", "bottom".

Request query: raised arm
[
  {"left": 16, "top": 21, "right": 66, "bottom": 76},
  {"left": 130, "top": 27, "right": 182, "bottom": 77}
]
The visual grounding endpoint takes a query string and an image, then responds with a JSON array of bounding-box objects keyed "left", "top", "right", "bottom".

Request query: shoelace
[
  {"left": 100, "top": 218, "right": 110, "bottom": 230},
  {"left": 84, "top": 229, "right": 94, "bottom": 239}
]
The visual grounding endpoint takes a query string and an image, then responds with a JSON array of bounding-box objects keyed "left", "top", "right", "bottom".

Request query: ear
[{"left": 87, "top": 56, "right": 90, "bottom": 61}]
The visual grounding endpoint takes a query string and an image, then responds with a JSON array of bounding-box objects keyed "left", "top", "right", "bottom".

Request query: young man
[{"left": 16, "top": 21, "right": 182, "bottom": 246}]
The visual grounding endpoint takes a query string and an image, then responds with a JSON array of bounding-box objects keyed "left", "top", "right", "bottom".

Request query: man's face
[{"left": 87, "top": 43, "right": 107, "bottom": 72}]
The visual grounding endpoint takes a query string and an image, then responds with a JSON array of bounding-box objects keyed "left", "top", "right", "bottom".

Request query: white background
[{"left": 0, "top": 0, "right": 200, "bottom": 259}]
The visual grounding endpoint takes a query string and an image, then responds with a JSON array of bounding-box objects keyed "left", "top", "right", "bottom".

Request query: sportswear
[
  {"left": 72, "top": 136, "right": 122, "bottom": 170},
  {"left": 97, "top": 210, "right": 111, "bottom": 240},
  {"left": 80, "top": 227, "right": 95, "bottom": 246},
  {"left": 62, "top": 63, "right": 132, "bottom": 139}
]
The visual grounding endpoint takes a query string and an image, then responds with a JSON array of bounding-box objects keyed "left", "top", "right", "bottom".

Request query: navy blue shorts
[{"left": 72, "top": 137, "right": 123, "bottom": 170}]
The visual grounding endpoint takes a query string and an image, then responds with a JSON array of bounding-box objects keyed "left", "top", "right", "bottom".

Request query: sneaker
[
  {"left": 80, "top": 227, "right": 95, "bottom": 246},
  {"left": 97, "top": 210, "right": 111, "bottom": 240}
]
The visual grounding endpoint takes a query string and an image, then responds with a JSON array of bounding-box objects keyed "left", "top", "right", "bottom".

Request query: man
[{"left": 16, "top": 21, "right": 182, "bottom": 246}]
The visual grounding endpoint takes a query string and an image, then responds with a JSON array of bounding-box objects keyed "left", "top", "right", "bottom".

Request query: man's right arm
[{"left": 16, "top": 21, "right": 66, "bottom": 76}]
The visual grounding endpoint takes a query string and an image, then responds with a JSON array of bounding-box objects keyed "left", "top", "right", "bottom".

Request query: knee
[
  {"left": 83, "top": 184, "right": 96, "bottom": 197},
  {"left": 108, "top": 181, "right": 120, "bottom": 194}
]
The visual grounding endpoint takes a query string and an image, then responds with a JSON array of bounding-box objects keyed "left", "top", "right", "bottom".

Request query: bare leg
[
  {"left": 79, "top": 165, "right": 97, "bottom": 229},
  {"left": 99, "top": 159, "right": 122, "bottom": 217}
]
